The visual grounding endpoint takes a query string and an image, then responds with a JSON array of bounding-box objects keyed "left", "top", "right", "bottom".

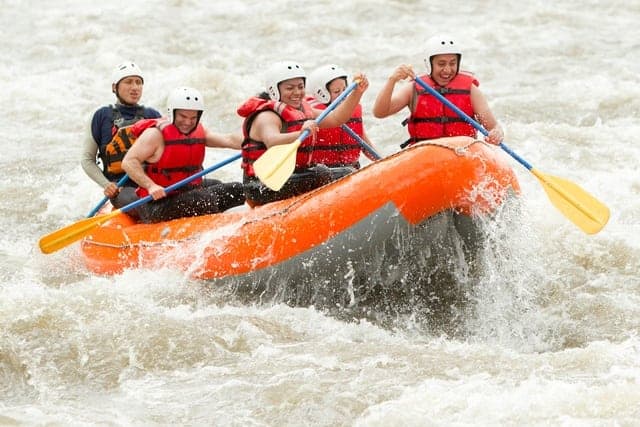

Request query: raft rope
[
  {"left": 83, "top": 139, "right": 491, "bottom": 250},
  {"left": 418, "top": 138, "right": 485, "bottom": 156}
]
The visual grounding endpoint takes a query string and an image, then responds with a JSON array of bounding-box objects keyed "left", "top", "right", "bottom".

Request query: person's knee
[
  {"left": 328, "top": 166, "right": 356, "bottom": 180},
  {"left": 217, "top": 181, "right": 246, "bottom": 210},
  {"left": 243, "top": 179, "right": 279, "bottom": 206},
  {"left": 111, "top": 187, "right": 138, "bottom": 209}
]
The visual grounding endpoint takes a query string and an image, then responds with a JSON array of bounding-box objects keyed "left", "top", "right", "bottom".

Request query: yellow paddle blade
[
  {"left": 531, "top": 169, "right": 610, "bottom": 234},
  {"left": 39, "top": 209, "right": 123, "bottom": 254},
  {"left": 253, "top": 139, "right": 301, "bottom": 191}
]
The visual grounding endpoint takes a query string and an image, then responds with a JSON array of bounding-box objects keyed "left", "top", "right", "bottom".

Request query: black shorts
[
  {"left": 135, "top": 179, "right": 246, "bottom": 224},
  {"left": 244, "top": 165, "right": 356, "bottom": 206}
]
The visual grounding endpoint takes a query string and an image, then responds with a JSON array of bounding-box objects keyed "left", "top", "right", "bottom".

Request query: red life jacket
[
  {"left": 129, "top": 117, "right": 162, "bottom": 137},
  {"left": 136, "top": 119, "right": 206, "bottom": 197},
  {"left": 237, "top": 96, "right": 315, "bottom": 177},
  {"left": 306, "top": 97, "right": 364, "bottom": 168},
  {"left": 403, "top": 71, "right": 478, "bottom": 147}
]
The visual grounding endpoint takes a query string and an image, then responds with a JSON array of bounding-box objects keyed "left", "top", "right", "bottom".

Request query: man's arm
[
  {"left": 205, "top": 129, "right": 243, "bottom": 149},
  {"left": 122, "top": 128, "right": 166, "bottom": 199},
  {"left": 372, "top": 65, "right": 415, "bottom": 118},
  {"left": 80, "top": 123, "right": 111, "bottom": 188},
  {"left": 318, "top": 73, "right": 369, "bottom": 128},
  {"left": 470, "top": 85, "right": 504, "bottom": 145}
]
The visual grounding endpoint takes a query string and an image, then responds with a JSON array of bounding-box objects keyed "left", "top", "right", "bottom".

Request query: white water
[{"left": 2, "top": 0, "right": 639, "bottom": 425}]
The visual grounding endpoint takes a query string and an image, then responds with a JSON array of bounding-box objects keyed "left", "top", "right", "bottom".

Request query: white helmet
[
  {"left": 265, "top": 60, "right": 306, "bottom": 101},
  {"left": 308, "top": 64, "right": 348, "bottom": 104},
  {"left": 111, "top": 61, "right": 144, "bottom": 86},
  {"left": 166, "top": 86, "right": 205, "bottom": 123},
  {"left": 423, "top": 34, "right": 462, "bottom": 74}
]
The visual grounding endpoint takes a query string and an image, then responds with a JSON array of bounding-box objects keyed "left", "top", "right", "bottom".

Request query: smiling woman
[{"left": 238, "top": 60, "right": 370, "bottom": 205}]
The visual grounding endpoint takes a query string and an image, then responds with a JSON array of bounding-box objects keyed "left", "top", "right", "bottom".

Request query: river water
[{"left": 1, "top": 0, "right": 639, "bottom": 425}]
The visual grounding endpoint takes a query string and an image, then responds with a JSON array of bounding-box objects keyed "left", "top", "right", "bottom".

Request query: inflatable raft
[{"left": 80, "top": 139, "right": 520, "bottom": 287}]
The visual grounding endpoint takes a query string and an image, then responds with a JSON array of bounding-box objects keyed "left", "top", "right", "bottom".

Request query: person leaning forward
[
  {"left": 122, "top": 86, "right": 245, "bottom": 223},
  {"left": 238, "top": 60, "right": 369, "bottom": 206}
]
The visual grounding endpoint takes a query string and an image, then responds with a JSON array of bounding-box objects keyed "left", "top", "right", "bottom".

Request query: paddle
[
  {"left": 414, "top": 76, "right": 610, "bottom": 235},
  {"left": 86, "top": 175, "right": 129, "bottom": 218},
  {"left": 253, "top": 80, "right": 360, "bottom": 191},
  {"left": 340, "top": 124, "right": 382, "bottom": 160},
  {"left": 39, "top": 153, "right": 242, "bottom": 254}
]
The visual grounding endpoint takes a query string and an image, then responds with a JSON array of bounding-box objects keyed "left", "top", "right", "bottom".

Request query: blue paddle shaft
[
  {"left": 86, "top": 174, "right": 130, "bottom": 217},
  {"left": 119, "top": 153, "right": 242, "bottom": 214},
  {"left": 340, "top": 124, "right": 381, "bottom": 160},
  {"left": 414, "top": 76, "right": 533, "bottom": 171},
  {"left": 298, "top": 80, "right": 360, "bottom": 145}
]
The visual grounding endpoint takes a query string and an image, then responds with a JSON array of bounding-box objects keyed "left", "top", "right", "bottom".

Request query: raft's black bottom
[{"left": 211, "top": 203, "right": 495, "bottom": 336}]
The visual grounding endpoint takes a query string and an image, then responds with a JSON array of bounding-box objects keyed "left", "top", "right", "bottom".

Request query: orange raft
[{"left": 80, "top": 139, "right": 520, "bottom": 280}]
